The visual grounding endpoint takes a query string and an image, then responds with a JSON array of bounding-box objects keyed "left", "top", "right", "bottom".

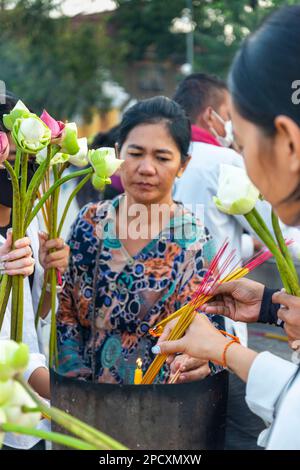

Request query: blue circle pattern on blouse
[{"left": 56, "top": 196, "right": 221, "bottom": 383}]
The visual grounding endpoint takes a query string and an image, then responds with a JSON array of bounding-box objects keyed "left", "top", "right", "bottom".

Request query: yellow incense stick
[
  {"left": 151, "top": 266, "right": 249, "bottom": 335},
  {"left": 142, "top": 266, "right": 251, "bottom": 384}
]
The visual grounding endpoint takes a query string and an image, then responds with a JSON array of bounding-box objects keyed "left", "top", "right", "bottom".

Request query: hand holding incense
[{"left": 142, "top": 241, "right": 276, "bottom": 384}]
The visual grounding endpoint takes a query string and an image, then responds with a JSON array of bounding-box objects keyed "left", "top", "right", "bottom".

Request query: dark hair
[
  {"left": 90, "top": 125, "right": 120, "bottom": 150},
  {"left": 229, "top": 5, "right": 300, "bottom": 135},
  {"left": 0, "top": 91, "right": 18, "bottom": 132},
  {"left": 118, "top": 96, "right": 191, "bottom": 163},
  {"left": 173, "top": 73, "right": 227, "bottom": 124}
]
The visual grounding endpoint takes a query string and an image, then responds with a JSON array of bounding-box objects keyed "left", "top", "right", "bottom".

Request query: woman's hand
[
  {"left": 38, "top": 231, "right": 70, "bottom": 274},
  {"left": 0, "top": 230, "right": 35, "bottom": 277},
  {"left": 201, "top": 278, "right": 265, "bottom": 323},
  {"left": 272, "top": 290, "right": 300, "bottom": 344},
  {"left": 155, "top": 314, "right": 258, "bottom": 383},
  {"left": 155, "top": 314, "right": 228, "bottom": 365},
  {"left": 169, "top": 353, "right": 210, "bottom": 383}
]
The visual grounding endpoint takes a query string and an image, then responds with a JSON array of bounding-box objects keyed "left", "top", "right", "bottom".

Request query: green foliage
[
  {"left": 0, "top": 0, "right": 115, "bottom": 120},
  {"left": 0, "top": 0, "right": 299, "bottom": 116},
  {"left": 109, "top": 0, "right": 187, "bottom": 62},
  {"left": 111, "top": 0, "right": 300, "bottom": 79}
]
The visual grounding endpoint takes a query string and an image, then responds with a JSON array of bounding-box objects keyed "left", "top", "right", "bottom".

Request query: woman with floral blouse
[{"left": 56, "top": 96, "right": 222, "bottom": 384}]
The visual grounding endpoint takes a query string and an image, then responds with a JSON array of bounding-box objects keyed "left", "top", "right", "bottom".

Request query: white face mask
[{"left": 210, "top": 110, "right": 234, "bottom": 148}]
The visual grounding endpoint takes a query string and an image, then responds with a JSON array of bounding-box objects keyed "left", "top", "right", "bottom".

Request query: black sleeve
[{"left": 258, "top": 287, "right": 283, "bottom": 327}]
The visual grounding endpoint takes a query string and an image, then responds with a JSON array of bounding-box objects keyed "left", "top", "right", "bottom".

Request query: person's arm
[
  {"left": 155, "top": 314, "right": 298, "bottom": 426},
  {"left": 161, "top": 234, "right": 218, "bottom": 383},
  {"left": 24, "top": 355, "right": 50, "bottom": 400},
  {"left": 258, "top": 287, "right": 281, "bottom": 325},
  {"left": 218, "top": 343, "right": 299, "bottom": 427},
  {"left": 155, "top": 313, "right": 257, "bottom": 382},
  {"left": 245, "top": 351, "right": 298, "bottom": 424},
  {"left": 162, "top": 236, "right": 224, "bottom": 383}
]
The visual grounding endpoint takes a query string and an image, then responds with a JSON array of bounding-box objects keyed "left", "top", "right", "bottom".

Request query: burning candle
[{"left": 134, "top": 357, "right": 143, "bottom": 384}]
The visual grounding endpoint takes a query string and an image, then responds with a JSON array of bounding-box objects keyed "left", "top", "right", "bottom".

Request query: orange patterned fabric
[{"left": 57, "top": 195, "right": 221, "bottom": 384}]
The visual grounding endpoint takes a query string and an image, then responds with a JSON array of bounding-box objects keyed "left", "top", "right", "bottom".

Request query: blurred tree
[
  {"left": 0, "top": 0, "right": 118, "bottom": 119},
  {"left": 110, "top": 0, "right": 300, "bottom": 79},
  {"left": 192, "top": 0, "right": 300, "bottom": 77},
  {"left": 109, "top": 0, "right": 187, "bottom": 63},
  {"left": 1, "top": 0, "right": 299, "bottom": 114}
]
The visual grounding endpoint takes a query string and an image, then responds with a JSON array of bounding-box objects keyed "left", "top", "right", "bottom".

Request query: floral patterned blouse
[{"left": 56, "top": 195, "right": 222, "bottom": 384}]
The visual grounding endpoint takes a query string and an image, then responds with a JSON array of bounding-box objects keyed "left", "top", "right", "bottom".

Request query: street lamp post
[
  {"left": 186, "top": 0, "right": 194, "bottom": 73},
  {"left": 170, "top": 1, "right": 195, "bottom": 75}
]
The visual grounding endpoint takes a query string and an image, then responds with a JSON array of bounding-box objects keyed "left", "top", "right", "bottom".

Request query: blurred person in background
[{"left": 173, "top": 73, "right": 271, "bottom": 449}]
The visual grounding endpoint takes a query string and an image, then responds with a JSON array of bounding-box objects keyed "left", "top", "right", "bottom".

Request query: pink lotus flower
[
  {"left": 40, "top": 110, "right": 65, "bottom": 139},
  {"left": 0, "top": 132, "right": 10, "bottom": 163}
]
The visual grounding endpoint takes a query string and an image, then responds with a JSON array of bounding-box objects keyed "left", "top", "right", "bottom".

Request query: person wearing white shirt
[
  {"left": 173, "top": 73, "right": 276, "bottom": 345},
  {"left": 0, "top": 217, "right": 50, "bottom": 450},
  {"left": 155, "top": 5, "right": 300, "bottom": 450},
  {"left": 172, "top": 72, "right": 275, "bottom": 449}
]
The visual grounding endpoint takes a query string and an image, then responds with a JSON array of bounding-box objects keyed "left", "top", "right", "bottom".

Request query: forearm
[
  {"left": 208, "top": 336, "right": 258, "bottom": 383},
  {"left": 28, "top": 367, "right": 50, "bottom": 400},
  {"left": 40, "top": 291, "right": 51, "bottom": 319},
  {"left": 224, "top": 342, "right": 258, "bottom": 382}
]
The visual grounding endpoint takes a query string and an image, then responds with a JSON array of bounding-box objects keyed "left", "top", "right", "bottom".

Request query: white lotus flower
[
  {"left": 3, "top": 382, "right": 41, "bottom": 428},
  {"left": 0, "top": 340, "right": 29, "bottom": 381},
  {"left": 213, "top": 164, "right": 259, "bottom": 215},
  {"left": 68, "top": 138, "right": 89, "bottom": 167},
  {"left": 0, "top": 380, "right": 14, "bottom": 406},
  {"left": 0, "top": 408, "right": 6, "bottom": 447}
]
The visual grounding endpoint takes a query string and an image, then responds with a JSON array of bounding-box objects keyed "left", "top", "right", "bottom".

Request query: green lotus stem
[
  {"left": 245, "top": 211, "right": 290, "bottom": 292},
  {"left": 14, "top": 154, "right": 29, "bottom": 343},
  {"left": 17, "top": 376, "right": 127, "bottom": 450},
  {"left": 252, "top": 207, "right": 274, "bottom": 240},
  {"left": 35, "top": 271, "right": 50, "bottom": 329},
  {"left": 26, "top": 167, "right": 93, "bottom": 228},
  {"left": 49, "top": 265, "right": 58, "bottom": 368},
  {"left": 1, "top": 423, "right": 98, "bottom": 450},
  {"left": 0, "top": 275, "right": 12, "bottom": 331},
  {"left": 4, "top": 160, "right": 21, "bottom": 341},
  {"left": 14, "top": 148, "right": 21, "bottom": 179},
  {"left": 271, "top": 209, "right": 299, "bottom": 285},
  {"left": 24, "top": 145, "right": 53, "bottom": 225},
  {"left": 49, "top": 165, "right": 60, "bottom": 368},
  {"left": 15, "top": 278, "right": 24, "bottom": 343},
  {"left": 3, "top": 160, "right": 21, "bottom": 242},
  {"left": 22, "top": 405, "right": 40, "bottom": 413},
  {"left": 20, "top": 154, "right": 28, "bottom": 233},
  {"left": 10, "top": 279, "right": 18, "bottom": 339},
  {"left": 245, "top": 210, "right": 300, "bottom": 296},
  {"left": 57, "top": 173, "right": 92, "bottom": 237},
  {"left": 58, "top": 161, "right": 70, "bottom": 178}
]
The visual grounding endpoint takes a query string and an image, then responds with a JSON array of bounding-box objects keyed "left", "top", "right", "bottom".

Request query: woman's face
[
  {"left": 230, "top": 100, "right": 300, "bottom": 226},
  {"left": 119, "top": 122, "right": 188, "bottom": 205}
]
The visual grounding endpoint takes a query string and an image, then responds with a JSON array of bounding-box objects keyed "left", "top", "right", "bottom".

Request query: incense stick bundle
[{"left": 142, "top": 242, "right": 276, "bottom": 385}]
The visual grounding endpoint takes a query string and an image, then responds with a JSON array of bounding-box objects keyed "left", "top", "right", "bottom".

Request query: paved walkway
[{"left": 248, "top": 322, "right": 290, "bottom": 361}]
